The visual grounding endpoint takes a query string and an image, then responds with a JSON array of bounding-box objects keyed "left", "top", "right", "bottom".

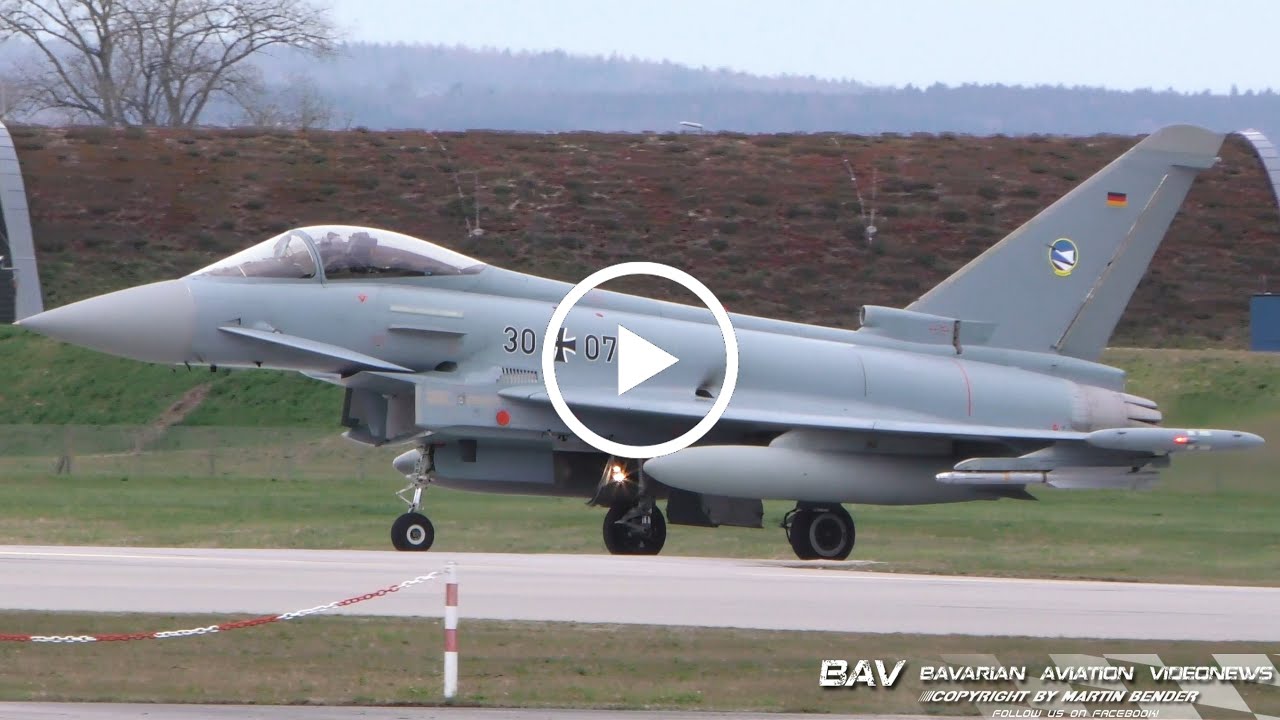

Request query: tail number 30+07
[{"left": 502, "top": 326, "right": 616, "bottom": 362}]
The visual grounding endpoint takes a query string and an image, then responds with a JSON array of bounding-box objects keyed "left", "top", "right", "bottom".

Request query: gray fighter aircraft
[{"left": 18, "top": 124, "right": 1263, "bottom": 559}]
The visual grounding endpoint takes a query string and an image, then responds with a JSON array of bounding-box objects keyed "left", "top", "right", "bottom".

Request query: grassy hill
[
  {"left": 10, "top": 125, "right": 1279, "bottom": 349},
  {"left": 0, "top": 326, "right": 335, "bottom": 427}
]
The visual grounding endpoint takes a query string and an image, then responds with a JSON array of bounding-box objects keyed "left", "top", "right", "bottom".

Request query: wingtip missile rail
[{"left": 1083, "top": 427, "right": 1265, "bottom": 453}]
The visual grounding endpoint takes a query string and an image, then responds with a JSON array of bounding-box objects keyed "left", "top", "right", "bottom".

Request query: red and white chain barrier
[
  {"left": 2, "top": 566, "right": 463, "bottom": 698},
  {"left": 0, "top": 572, "right": 441, "bottom": 645}
]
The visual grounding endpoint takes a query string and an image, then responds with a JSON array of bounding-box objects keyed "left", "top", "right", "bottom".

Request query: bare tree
[
  {"left": 0, "top": 0, "right": 338, "bottom": 126},
  {"left": 237, "top": 71, "right": 332, "bottom": 130},
  {"left": 0, "top": 72, "right": 33, "bottom": 121}
]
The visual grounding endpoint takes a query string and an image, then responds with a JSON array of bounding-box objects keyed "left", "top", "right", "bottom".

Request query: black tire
[
  {"left": 603, "top": 504, "right": 667, "bottom": 555},
  {"left": 391, "top": 512, "right": 435, "bottom": 552},
  {"left": 788, "top": 505, "right": 855, "bottom": 560},
  {"left": 787, "top": 509, "right": 819, "bottom": 560}
]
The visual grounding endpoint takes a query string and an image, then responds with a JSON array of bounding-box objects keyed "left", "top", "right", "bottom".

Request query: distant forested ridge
[
  {"left": 5, "top": 41, "right": 1279, "bottom": 135},
  {"left": 251, "top": 44, "right": 1280, "bottom": 136}
]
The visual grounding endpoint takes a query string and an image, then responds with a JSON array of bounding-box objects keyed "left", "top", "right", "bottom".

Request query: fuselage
[
  {"left": 171, "top": 268, "right": 1141, "bottom": 445},
  {"left": 18, "top": 226, "right": 1157, "bottom": 506}
]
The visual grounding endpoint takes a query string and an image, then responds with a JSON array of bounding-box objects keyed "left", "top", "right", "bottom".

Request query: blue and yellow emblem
[{"left": 1049, "top": 238, "right": 1078, "bottom": 277}]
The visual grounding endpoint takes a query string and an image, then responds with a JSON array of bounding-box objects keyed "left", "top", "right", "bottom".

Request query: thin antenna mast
[
  {"left": 834, "top": 138, "right": 878, "bottom": 245},
  {"left": 866, "top": 167, "right": 878, "bottom": 245},
  {"left": 473, "top": 173, "right": 481, "bottom": 235},
  {"left": 429, "top": 132, "right": 482, "bottom": 238}
]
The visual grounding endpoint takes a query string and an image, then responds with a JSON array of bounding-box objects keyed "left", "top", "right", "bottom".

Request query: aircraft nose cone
[{"left": 18, "top": 280, "right": 195, "bottom": 363}]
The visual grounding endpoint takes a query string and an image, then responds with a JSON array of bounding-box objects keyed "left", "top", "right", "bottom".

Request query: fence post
[
  {"left": 54, "top": 425, "right": 73, "bottom": 475},
  {"left": 206, "top": 435, "right": 216, "bottom": 477},
  {"left": 444, "top": 561, "right": 458, "bottom": 701}
]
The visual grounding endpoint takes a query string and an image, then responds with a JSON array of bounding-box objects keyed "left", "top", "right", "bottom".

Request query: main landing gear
[
  {"left": 603, "top": 499, "right": 668, "bottom": 555},
  {"left": 783, "top": 503, "right": 855, "bottom": 560},
  {"left": 392, "top": 446, "right": 436, "bottom": 552},
  {"left": 594, "top": 457, "right": 667, "bottom": 555}
]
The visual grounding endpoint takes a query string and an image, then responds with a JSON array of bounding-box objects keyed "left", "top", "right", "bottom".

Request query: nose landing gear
[
  {"left": 391, "top": 510, "right": 434, "bottom": 551},
  {"left": 392, "top": 446, "right": 436, "bottom": 552}
]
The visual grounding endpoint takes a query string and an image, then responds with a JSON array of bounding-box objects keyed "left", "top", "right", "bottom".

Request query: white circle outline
[{"left": 540, "top": 261, "right": 739, "bottom": 459}]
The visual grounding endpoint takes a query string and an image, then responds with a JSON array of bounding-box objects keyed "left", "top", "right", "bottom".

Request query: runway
[{"left": 1, "top": 545, "right": 1277, "bottom": 640}]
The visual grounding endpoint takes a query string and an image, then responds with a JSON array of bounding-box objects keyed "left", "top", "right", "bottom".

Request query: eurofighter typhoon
[{"left": 18, "top": 124, "right": 1262, "bottom": 559}]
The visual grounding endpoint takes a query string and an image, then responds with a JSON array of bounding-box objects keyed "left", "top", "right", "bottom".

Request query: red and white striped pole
[{"left": 443, "top": 561, "right": 458, "bottom": 700}]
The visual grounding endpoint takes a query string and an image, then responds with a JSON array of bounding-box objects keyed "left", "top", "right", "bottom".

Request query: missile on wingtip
[
  {"left": 936, "top": 468, "right": 1160, "bottom": 487},
  {"left": 936, "top": 471, "right": 1049, "bottom": 485},
  {"left": 1083, "top": 427, "right": 1264, "bottom": 453}
]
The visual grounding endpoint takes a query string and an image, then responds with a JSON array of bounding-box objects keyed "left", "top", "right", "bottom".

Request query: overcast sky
[{"left": 327, "top": 0, "right": 1278, "bottom": 93}]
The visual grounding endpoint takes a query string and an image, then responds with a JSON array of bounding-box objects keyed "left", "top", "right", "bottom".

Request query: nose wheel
[
  {"left": 391, "top": 511, "right": 435, "bottom": 551},
  {"left": 784, "top": 503, "right": 855, "bottom": 560}
]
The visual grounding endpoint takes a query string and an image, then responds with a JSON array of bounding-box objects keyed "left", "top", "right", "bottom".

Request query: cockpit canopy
[{"left": 191, "top": 225, "right": 485, "bottom": 281}]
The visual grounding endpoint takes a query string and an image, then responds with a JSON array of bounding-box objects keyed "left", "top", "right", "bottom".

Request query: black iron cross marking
[{"left": 554, "top": 327, "right": 577, "bottom": 363}]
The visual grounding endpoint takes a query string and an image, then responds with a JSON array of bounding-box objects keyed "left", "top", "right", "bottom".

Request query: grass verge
[
  {"left": 1, "top": 612, "right": 1277, "bottom": 715},
  {"left": 0, "top": 474, "right": 1275, "bottom": 586}
]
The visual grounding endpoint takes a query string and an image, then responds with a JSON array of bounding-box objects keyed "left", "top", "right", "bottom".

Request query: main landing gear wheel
[
  {"left": 391, "top": 512, "right": 435, "bottom": 551},
  {"left": 785, "top": 504, "right": 855, "bottom": 560},
  {"left": 603, "top": 503, "right": 667, "bottom": 555}
]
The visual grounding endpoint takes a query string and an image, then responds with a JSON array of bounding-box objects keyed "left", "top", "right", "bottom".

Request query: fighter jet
[{"left": 18, "top": 124, "right": 1263, "bottom": 560}]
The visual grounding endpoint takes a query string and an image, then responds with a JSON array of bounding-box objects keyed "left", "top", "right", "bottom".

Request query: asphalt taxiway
[{"left": 1, "top": 546, "right": 1276, "bottom": 640}]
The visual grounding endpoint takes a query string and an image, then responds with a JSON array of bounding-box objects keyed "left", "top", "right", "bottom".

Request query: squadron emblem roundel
[{"left": 1049, "top": 238, "right": 1079, "bottom": 277}]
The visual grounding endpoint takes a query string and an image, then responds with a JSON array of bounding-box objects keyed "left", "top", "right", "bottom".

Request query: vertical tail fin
[
  {"left": 909, "top": 124, "right": 1223, "bottom": 361},
  {"left": 0, "top": 119, "right": 43, "bottom": 322}
]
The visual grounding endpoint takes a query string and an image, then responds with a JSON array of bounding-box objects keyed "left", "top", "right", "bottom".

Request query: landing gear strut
[
  {"left": 595, "top": 457, "right": 667, "bottom": 555},
  {"left": 783, "top": 503, "right": 855, "bottom": 560},
  {"left": 603, "top": 499, "right": 667, "bottom": 555},
  {"left": 392, "top": 446, "right": 436, "bottom": 552}
]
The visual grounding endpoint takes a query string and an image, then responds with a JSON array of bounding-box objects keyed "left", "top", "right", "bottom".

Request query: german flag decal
[{"left": 1106, "top": 191, "right": 1128, "bottom": 207}]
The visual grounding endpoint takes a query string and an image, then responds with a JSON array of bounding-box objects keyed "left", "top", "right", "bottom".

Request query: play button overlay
[
  {"left": 616, "top": 325, "right": 679, "bottom": 395},
  {"left": 541, "top": 261, "right": 739, "bottom": 459}
]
